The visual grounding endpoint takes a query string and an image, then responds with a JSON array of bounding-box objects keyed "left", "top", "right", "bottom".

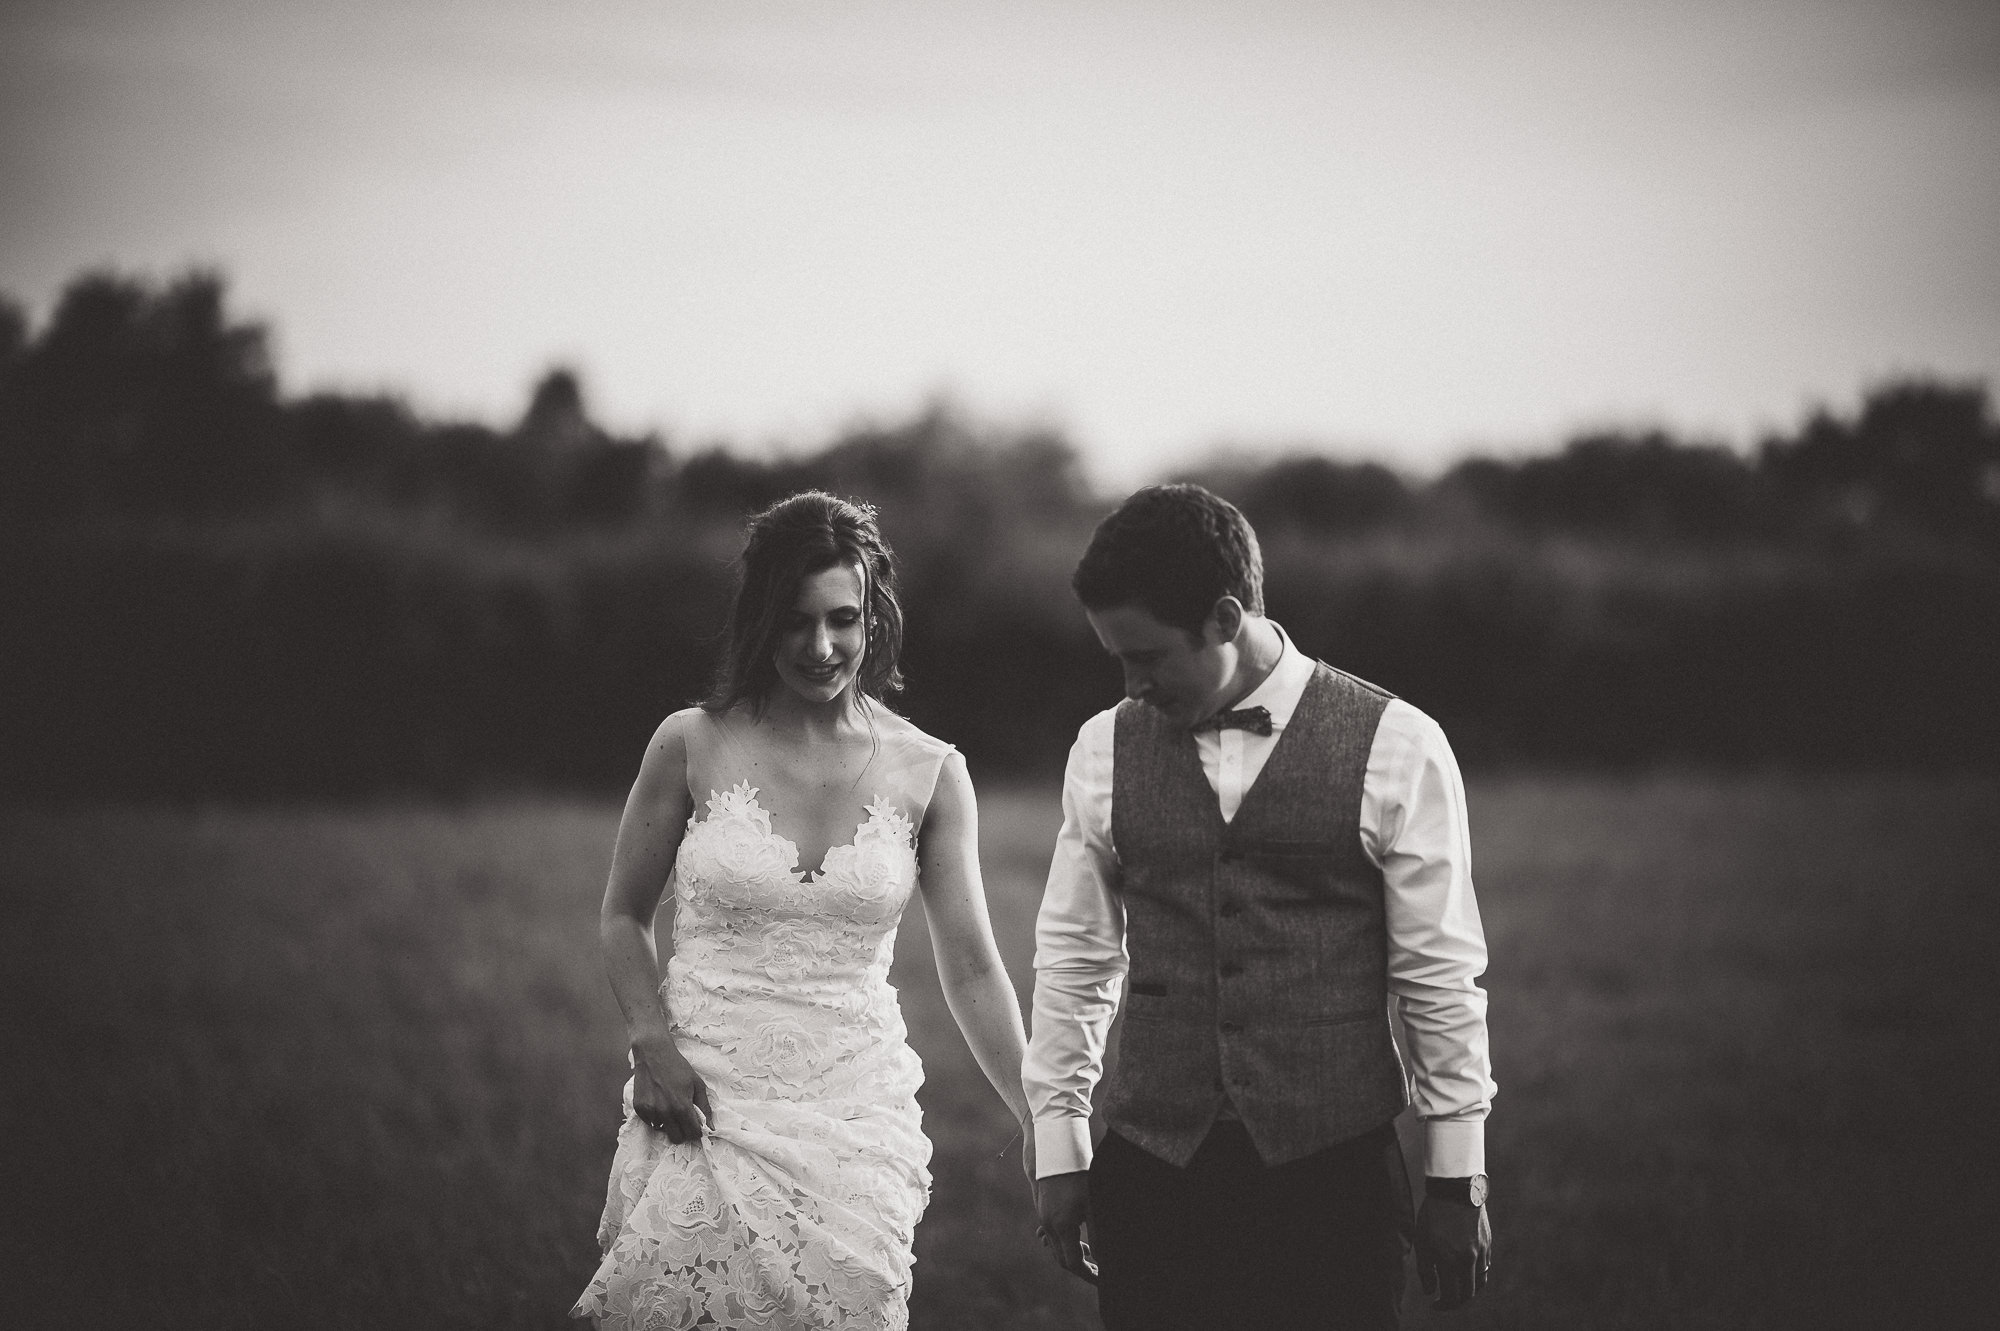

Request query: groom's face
[{"left": 1084, "top": 600, "right": 1235, "bottom": 730}]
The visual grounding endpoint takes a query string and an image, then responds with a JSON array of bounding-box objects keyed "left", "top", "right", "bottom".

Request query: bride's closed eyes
[{"left": 787, "top": 608, "right": 862, "bottom": 631}]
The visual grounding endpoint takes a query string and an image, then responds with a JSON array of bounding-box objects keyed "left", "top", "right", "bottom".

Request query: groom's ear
[{"left": 1208, "top": 596, "right": 1246, "bottom": 644}]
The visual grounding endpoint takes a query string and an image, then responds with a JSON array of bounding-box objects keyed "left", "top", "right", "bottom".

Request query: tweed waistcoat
[{"left": 1103, "top": 662, "right": 1411, "bottom": 1167}]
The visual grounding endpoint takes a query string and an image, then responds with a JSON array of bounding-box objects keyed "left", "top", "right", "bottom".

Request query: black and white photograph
[{"left": 2, "top": 2, "right": 1995, "bottom": 1327}]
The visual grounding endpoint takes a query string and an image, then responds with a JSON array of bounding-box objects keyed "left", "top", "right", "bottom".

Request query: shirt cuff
[
  {"left": 1033, "top": 1115, "right": 1095, "bottom": 1178},
  {"left": 1423, "top": 1118, "right": 1485, "bottom": 1178}
]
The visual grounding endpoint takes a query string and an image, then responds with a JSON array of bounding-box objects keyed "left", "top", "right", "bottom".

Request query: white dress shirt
[{"left": 1024, "top": 624, "right": 1495, "bottom": 1179}]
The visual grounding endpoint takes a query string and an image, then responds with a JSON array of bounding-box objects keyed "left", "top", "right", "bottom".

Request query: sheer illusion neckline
[{"left": 691, "top": 782, "right": 905, "bottom": 882}]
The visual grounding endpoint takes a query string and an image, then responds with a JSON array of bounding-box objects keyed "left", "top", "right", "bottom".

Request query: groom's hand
[
  {"left": 1416, "top": 1195, "right": 1492, "bottom": 1311},
  {"left": 1033, "top": 1170, "right": 1099, "bottom": 1284}
]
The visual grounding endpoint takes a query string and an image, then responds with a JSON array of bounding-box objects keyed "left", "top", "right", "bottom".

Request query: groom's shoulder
[
  {"left": 1083, "top": 701, "right": 1126, "bottom": 731},
  {"left": 1363, "top": 692, "right": 1457, "bottom": 767},
  {"left": 1303, "top": 665, "right": 1459, "bottom": 757},
  {"left": 1308, "top": 659, "right": 1398, "bottom": 703},
  {"left": 1071, "top": 701, "right": 1125, "bottom": 749}
]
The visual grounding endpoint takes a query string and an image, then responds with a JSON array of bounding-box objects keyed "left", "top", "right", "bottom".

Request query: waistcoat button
[
  {"left": 1219, "top": 961, "right": 1243, "bottom": 977},
  {"left": 1219, "top": 1020, "right": 1242, "bottom": 1033},
  {"left": 1218, "top": 900, "right": 1241, "bottom": 917}
]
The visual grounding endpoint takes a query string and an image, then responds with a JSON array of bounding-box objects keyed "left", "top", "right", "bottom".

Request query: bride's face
[{"left": 773, "top": 560, "right": 868, "bottom": 705}]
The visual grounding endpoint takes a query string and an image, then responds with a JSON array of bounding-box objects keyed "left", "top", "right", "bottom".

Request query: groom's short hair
[{"left": 1073, "top": 483, "right": 1265, "bottom": 638}]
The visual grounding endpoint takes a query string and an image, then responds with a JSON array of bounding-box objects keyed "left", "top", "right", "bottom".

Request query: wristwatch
[{"left": 1424, "top": 1174, "right": 1489, "bottom": 1208}]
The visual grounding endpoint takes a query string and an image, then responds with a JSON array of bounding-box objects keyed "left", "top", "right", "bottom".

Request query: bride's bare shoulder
[
  {"left": 648, "top": 706, "right": 723, "bottom": 756},
  {"left": 669, "top": 705, "right": 768, "bottom": 797},
  {"left": 869, "top": 707, "right": 955, "bottom": 760}
]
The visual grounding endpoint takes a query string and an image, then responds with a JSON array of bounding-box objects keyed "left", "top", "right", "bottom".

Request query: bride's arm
[
  {"left": 600, "top": 710, "right": 711, "bottom": 1142},
  {"left": 918, "top": 752, "right": 1033, "bottom": 1139}
]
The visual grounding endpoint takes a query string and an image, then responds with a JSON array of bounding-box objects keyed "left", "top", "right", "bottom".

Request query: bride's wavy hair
[{"left": 702, "top": 491, "right": 906, "bottom": 715}]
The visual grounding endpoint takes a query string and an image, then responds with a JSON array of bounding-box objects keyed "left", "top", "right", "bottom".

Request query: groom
[{"left": 1024, "top": 484, "right": 1495, "bottom": 1329}]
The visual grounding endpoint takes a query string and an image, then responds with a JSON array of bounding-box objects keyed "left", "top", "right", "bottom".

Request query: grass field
[{"left": 2, "top": 775, "right": 1993, "bottom": 1329}]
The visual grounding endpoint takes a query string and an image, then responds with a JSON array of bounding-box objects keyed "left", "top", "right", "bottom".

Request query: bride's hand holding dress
[
  {"left": 593, "top": 712, "right": 712, "bottom": 1150},
  {"left": 631, "top": 1030, "right": 711, "bottom": 1144}
]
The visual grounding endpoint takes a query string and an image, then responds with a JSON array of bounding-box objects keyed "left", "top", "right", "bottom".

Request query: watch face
[{"left": 1467, "top": 1174, "right": 1489, "bottom": 1207}]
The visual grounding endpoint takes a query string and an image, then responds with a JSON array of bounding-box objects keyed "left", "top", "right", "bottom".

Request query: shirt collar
[{"left": 1231, "top": 620, "right": 1314, "bottom": 730}]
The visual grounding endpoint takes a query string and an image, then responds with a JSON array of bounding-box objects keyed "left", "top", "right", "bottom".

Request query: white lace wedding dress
[{"left": 574, "top": 754, "right": 946, "bottom": 1329}]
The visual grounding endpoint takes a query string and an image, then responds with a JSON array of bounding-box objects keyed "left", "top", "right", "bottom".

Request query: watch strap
[{"left": 1424, "top": 1174, "right": 1489, "bottom": 1207}]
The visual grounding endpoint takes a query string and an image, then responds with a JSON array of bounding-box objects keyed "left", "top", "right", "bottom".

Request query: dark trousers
[{"left": 1090, "top": 1119, "right": 1411, "bottom": 1331}]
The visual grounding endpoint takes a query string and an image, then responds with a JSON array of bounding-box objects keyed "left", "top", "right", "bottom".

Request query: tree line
[{"left": 2, "top": 270, "right": 1995, "bottom": 797}]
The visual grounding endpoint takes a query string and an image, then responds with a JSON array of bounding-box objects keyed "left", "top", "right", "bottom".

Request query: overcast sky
[{"left": 3, "top": 0, "right": 1996, "bottom": 484}]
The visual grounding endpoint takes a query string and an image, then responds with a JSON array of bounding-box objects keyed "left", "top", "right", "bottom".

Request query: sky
[{"left": 3, "top": 0, "right": 1997, "bottom": 486}]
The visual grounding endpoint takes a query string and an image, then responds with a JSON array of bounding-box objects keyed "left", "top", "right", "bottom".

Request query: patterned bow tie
[{"left": 1196, "top": 705, "right": 1273, "bottom": 736}]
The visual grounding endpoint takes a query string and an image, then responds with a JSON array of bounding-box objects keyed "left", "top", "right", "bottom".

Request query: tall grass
[{"left": 2, "top": 776, "right": 1993, "bottom": 1328}]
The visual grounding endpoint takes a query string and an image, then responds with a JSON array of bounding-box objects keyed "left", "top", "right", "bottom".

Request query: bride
[{"left": 573, "top": 492, "right": 1033, "bottom": 1330}]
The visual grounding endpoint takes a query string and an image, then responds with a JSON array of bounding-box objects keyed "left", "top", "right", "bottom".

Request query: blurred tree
[
  {"left": 513, "top": 367, "right": 662, "bottom": 529},
  {"left": 1170, "top": 454, "right": 1412, "bottom": 539},
  {"left": 1759, "top": 378, "right": 2000, "bottom": 542},
  {"left": 1439, "top": 431, "right": 1765, "bottom": 540},
  {"left": 286, "top": 392, "right": 426, "bottom": 498},
  {"left": 568, "top": 437, "right": 660, "bottom": 527},
  {"left": 674, "top": 447, "right": 819, "bottom": 518},
  {"left": 0, "top": 295, "right": 27, "bottom": 516},
  {"left": 816, "top": 402, "right": 1091, "bottom": 549},
  {"left": 0, "top": 296, "right": 25, "bottom": 371},
  {"left": 670, "top": 402, "right": 1090, "bottom": 542},
  {"left": 517, "top": 368, "right": 595, "bottom": 452},
  {"left": 0, "top": 270, "right": 285, "bottom": 517},
  {"left": 6, "top": 262, "right": 1995, "bottom": 796},
  {"left": 983, "top": 429, "right": 1091, "bottom": 521},
  {"left": 816, "top": 406, "right": 962, "bottom": 504},
  {"left": 1245, "top": 457, "right": 1410, "bottom": 536}
]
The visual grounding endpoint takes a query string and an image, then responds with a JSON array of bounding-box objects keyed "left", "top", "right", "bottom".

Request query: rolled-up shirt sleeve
[
  {"left": 1363, "top": 700, "right": 1496, "bottom": 1179},
  {"left": 1024, "top": 710, "right": 1127, "bottom": 1178}
]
